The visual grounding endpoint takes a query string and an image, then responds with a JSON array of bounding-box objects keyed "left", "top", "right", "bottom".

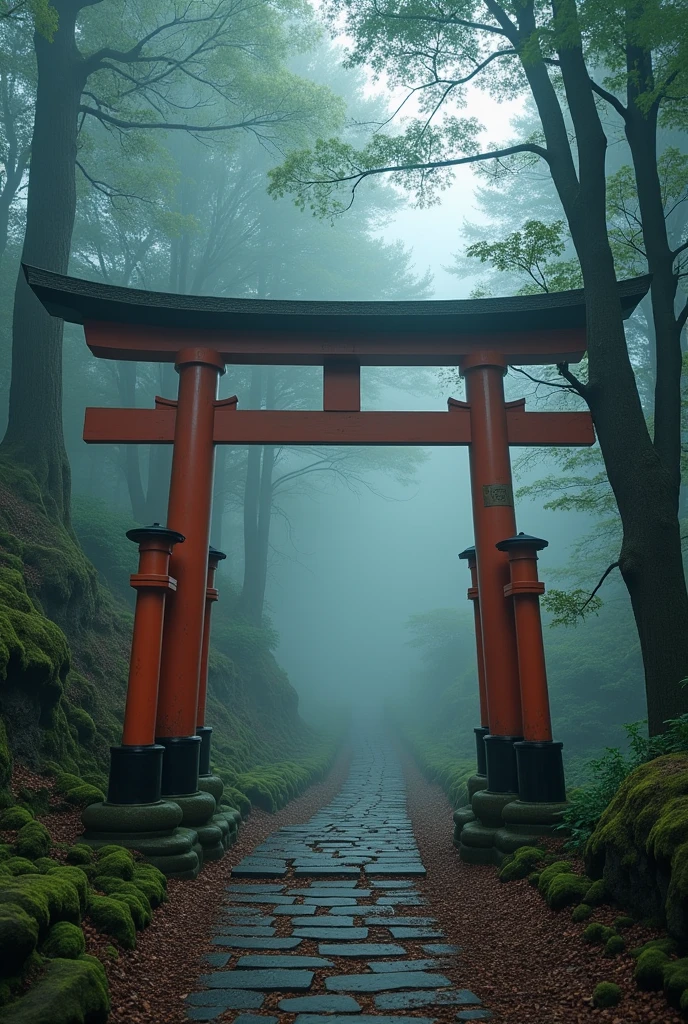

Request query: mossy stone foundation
[
  {"left": 79, "top": 800, "right": 201, "bottom": 879},
  {"left": 452, "top": 774, "right": 487, "bottom": 847}
]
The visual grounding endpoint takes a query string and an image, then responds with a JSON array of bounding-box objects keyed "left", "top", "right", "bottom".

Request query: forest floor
[{"left": 9, "top": 743, "right": 681, "bottom": 1024}]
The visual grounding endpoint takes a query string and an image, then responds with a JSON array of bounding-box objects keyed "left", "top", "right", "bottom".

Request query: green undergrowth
[
  {"left": 0, "top": 823, "right": 166, "bottom": 1015},
  {"left": 394, "top": 725, "right": 474, "bottom": 807}
]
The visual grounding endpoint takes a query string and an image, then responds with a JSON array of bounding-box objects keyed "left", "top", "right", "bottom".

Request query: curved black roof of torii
[{"left": 23, "top": 264, "right": 651, "bottom": 336}]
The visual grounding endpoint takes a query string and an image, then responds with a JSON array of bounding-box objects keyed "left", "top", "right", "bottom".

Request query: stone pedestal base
[
  {"left": 457, "top": 788, "right": 518, "bottom": 864},
  {"left": 171, "top": 790, "right": 224, "bottom": 862},
  {"left": 80, "top": 800, "right": 201, "bottom": 879}
]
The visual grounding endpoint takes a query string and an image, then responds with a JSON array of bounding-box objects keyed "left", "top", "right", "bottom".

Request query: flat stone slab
[
  {"left": 294, "top": 867, "right": 361, "bottom": 877},
  {"left": 236, "top": 956, "right": 335, "bottom": 969},
  {"left": 187, "top": 1009, "right": 225, "bottom": 1021},
  {"left": 211, "top": 938, "right": 302, "bottom": 950},
  {"left": 198, "top": 970, "right": 314, "bottom": 991},
  {"left": 292, "top": 918, "right": 355, "bottom": 929},
  {"left": 325, "top": 973, "right": 452, "bottom": 993},
  {"left": 456, "top": 1012, "right": 493, "bottom": 1021},
  {"left": 293, "top": 1017, "right": 436, "bottom": 1024},
  {"left": 294, "top": 927, "right": 369, "bottom": 940},
  {"left": 227, "top": 885, "right": 286, "bottom": 893},
  {"left": 375, "top": 991, "right": 481, "bottom": 1010},
  {"left": 368, "top": 960, "right": 441, "bottom": 973},
  {"left": 318, "top": 944, "right": 405, "bottom": 958},
  {"left": 202, "top": 953, "right": 230, "bottom": 968},
  {"left": 273, "top": 905, "right": 317, "bottom": 916},
  {"left": 303, "top": 898, "right": 360, "bottom": 907},
  {"left": 290, "top": 889, "right": 369, "bottom": 898},
  {"left": 278, "top": 996, "right": 361, "bottom": 1013},
  {"left": 215, "top": 928, "right": 276, "bottom": 937},
  {"left": 421, "top": 944, "right": 461, "bottom": 955},
  {"left": 186, "top": 990, "right": 266, "bottom": 1008},
  {"left": 389, "top": 928, "right": 445, "bottom": 940},
  {"left": 229, "top": 895, "right": 295, "bottom": 905},
  {"left": 305, "top": 881, "right": 358, "bottom": 887}
]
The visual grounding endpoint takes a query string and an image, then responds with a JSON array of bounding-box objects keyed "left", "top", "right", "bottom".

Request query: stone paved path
[{"left": 186, "top": 743, "right": 492, "bottom": 1024}]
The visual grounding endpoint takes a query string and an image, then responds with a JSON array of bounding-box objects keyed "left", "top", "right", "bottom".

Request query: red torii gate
[{"left": 26, "top": 265, "right": 649, "bottom": 867}]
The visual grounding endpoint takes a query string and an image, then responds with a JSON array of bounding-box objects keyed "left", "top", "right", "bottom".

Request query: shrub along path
[{"left": 183, "top": 740, "right": 489, "bottom": 1024}]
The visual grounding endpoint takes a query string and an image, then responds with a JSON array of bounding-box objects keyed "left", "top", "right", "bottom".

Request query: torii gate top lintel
[{"left": 23, "top": 265, "right": 651, "bottom": 367}]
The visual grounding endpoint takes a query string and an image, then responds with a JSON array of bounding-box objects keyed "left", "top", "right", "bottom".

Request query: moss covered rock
[
  {"left": 65, "top": 845, "right": 94, "bottom": 867},
  {"left": 614, "top": 914, "right": 635, "bottom": 929},
  {"left": 604, "top": 934, "right": 626, "bottom": 956},
  {"left": 87, "top": 894, "right": 135, "bottom": 949},
  {"left": 664, "top": 958, "right": 688, "bottom": 1008},
  {"left": 131, "top": 865, "right": 166, "bottom": 908},
  {"left": 41, "top": 921, "right": 86, "bottom": 959},
  {"left": 14, "top": 821, "right": 51, "bottom": 860},
  {"left": 582, "top": 922, "right": 617, "bottom": 944},
  {"left": 631, "top": 937, "right": 678, "bottom": 958},
  {"left": 537, "top": 860, "right": 572, "bottom": 898},
  {"left": 498, "top": 845, "right": 545, "bottom": 882},
  {"left": 584, "top": 879, "right": 608, "bottom": 906},
  {"left": 46, "top": 867, "right": 89, "bottom": 911},
  {"left": 34, "top": 858, "right": 60, "bottom": 874},
  {"left": 0, "top": 954, "right": 109, "bottom": 1023},
  {"left": 585, "top": 753, "right": 688, "bottom": 939},
  {"left": 4, "top": 858, "right": 40, "bottom": 876},
  {"left": 0, "top": 903, "right": 38, "bottom": 976},
  {"left": 592, "top": 981, "right": 622, "bottom": 1008},
  {"left": 110, "top": 892, "right": 150, "bottom": 930},
  {"left": 571, "top": 903, "right": 593, "bottom": 922},
  {"left": 94, "top": 849, "right": 134, "bottom": 882},
  {"left": 0, "top": 807, "right": 34, "bottom": 830},
  {"left": 634, "top": 947, "right": 670, "bottom": 989},
  {"left": 545, "top": 873, "right": 592, "bottom": 911}
]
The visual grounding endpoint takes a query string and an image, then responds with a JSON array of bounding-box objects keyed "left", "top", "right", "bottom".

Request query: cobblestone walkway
[{"left": 186, "top": 743, "right": 491, "bottom": 1024}]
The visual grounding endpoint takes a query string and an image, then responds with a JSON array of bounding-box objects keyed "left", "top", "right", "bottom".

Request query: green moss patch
[
  {"left": 571, "top": 903, "right": 593, "bottom": 922},
  {"left": 663, "top": 958, "right": 688, "bottom": 1008},
  {"left": 0, "top": 903, "right": 38, "bottom": 977},
  {"left": 499, "top": 845, "right": 545, "bottom": 882},
  {"left": 0, "top": 807, "right": 34, "bottom": 830},
  {"left": 41, "top": 921, "right": 85, "bottom": 959},
  {"left": 634, "top": 947, "right": 670, "bottom": 989},
  {"left": 585, "top": 754, "right": 688, "bottom": 939},
  {"left": 0, "top": 954, "right": 109, "bottom": 1023},
  {"left": 592, "top": 981, "right": 622, "bottom": 1008},
  {"left": 86, "top": 894, "right": 135, "bottom": 949},
  {"left": 14, "top": 821, "right": 51, "bottom": 860}
]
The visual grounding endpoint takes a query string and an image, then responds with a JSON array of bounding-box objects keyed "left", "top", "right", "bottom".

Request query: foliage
[
  {"left": 592, "top": 982, "right": 622, "bottom": 1009},
  {"left": 560, "top": 717, "right": 688, "bottom": 850}
]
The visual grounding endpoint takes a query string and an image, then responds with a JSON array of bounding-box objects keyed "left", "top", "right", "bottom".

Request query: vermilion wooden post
[
  {"left": 107, "top": 524, "right": 184, "bottom": 805},
  {"left": 497, "top": 533, "right": 566, "bottom": 803},
  {"left": 458, "top": 546, "right": 489, "bottom": 777},
  {"left": 461, "top": 351, "right": 523, "bottom": 793},
  {"left": 155, "top": 347, "right": 225, "bottom": 796},
  {"left": 196, "top": 546, "right": 227, "bottom": 777}
]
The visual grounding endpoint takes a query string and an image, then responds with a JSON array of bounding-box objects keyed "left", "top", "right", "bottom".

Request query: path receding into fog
[{"left": 185, "top": 742, "right": 490, "bottom": 1022}]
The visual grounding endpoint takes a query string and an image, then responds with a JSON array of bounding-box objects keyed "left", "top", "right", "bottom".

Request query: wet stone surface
[{"left": 186, "top": 741, "right": 490, "bottom": 1023}]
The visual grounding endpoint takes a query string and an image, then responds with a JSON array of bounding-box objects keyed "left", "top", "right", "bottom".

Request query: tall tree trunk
[
  {"left": 543, "top": 4, "right": 688, "bottom": 733},
  {"left": 0, "top": 3, "right": 87, "bottom": 522}
]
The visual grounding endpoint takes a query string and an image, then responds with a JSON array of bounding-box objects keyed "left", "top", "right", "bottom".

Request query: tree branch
[
  {"left": 588, "top": 79, "right": 628, "bottom": 119},
  {"left": 577, "top": 561, "right": 620, "bottom": 615},
  {"left": 557, "top": 361, "right": 588, "bottom": 397},
  {"left": 511, "top": 365, "right": 577, "bottom": 391},
  {"left": 78, "top": 105, "right": 296, "bottom": 135}
]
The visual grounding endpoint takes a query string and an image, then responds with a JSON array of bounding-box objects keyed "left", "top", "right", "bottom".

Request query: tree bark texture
[{"left": 0, "top": 2, "right": 88, "bottom": 522}]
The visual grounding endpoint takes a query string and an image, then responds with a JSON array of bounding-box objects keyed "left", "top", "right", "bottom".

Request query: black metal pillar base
[
  {"left": 107, "top": 744, "right": 164, "bottom": 804},
  {"left": 474, "top": 726, "right": 489, "bottom": 777},
  {"left": 197, "top": 725, "right": 213, "bottom": 777},
  {"left": 515, "top": 739, "right": 566, "bottom": 802},
  {"left": 484, "top": 734, "right": 522, "bottom": 793},
  {"left": 156, "top": 735, "right": 201, "bottom": 797}
]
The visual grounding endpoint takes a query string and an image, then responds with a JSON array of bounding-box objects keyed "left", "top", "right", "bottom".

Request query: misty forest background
[{"left": 0, "top": 0, "right": 686, "bottom": 818}]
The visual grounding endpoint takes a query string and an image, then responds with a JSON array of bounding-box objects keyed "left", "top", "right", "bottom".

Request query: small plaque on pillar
[{"left": 483, "top": 483, "right": 514, "bottom": 507}]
